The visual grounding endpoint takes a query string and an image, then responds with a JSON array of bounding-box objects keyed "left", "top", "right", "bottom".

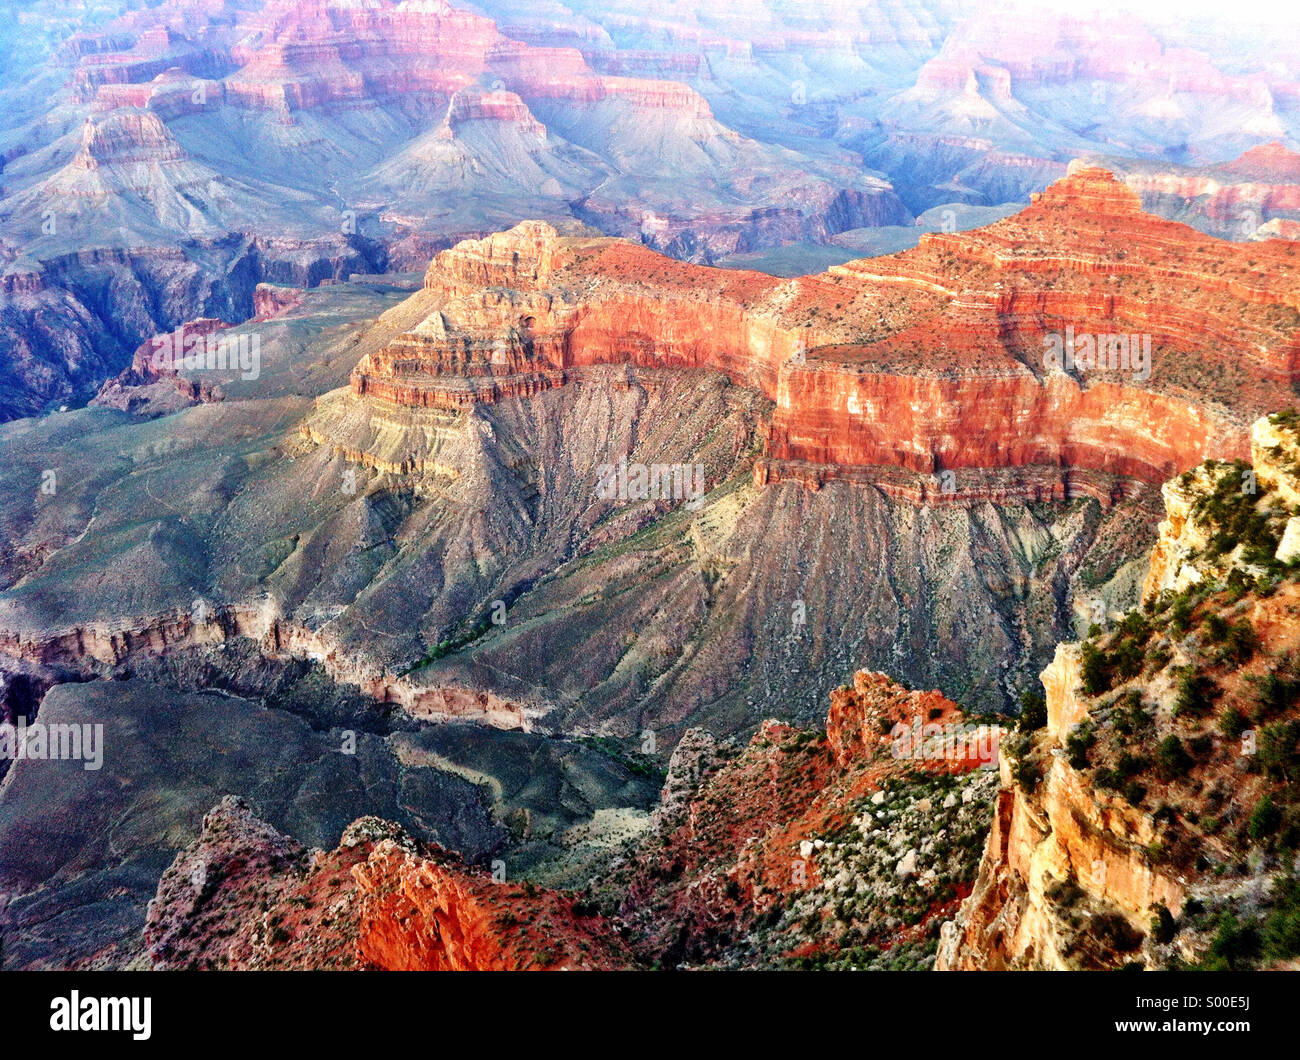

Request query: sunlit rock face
[
  {"left": 938, "top": 414, "right": 1300, "bottom": 971},
  {"left": 340, "top": 169, "right": 1300, "bottom": 491},
  {"left": 142, "top": 798, "right": 633, "bottom": 971}
]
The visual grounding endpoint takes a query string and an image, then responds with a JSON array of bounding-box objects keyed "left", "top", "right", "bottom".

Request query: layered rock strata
[
  {"left": 145, "top": 797, "right": 630, "bottom": 970},
  {"left": 334, "top": 169, "right": 1300, "bottom": 492}
]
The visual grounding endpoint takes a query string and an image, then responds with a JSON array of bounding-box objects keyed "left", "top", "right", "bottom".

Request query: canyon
[
  {"left": 2, "top": 165, "right": 1298, "bottom": 969},
  {"left": 10, "top": 166, "right": 1288, "bottom": 755},
  {"left": 2, "top": 0, "right": 1300, "bottom": 977},
  {"left": 4, "top": 0, "right": 1300, "bottom": 417},
  {"left": 125, "top": 412, "right": 1300, "bottom": 973},
  {"left": 335, "top": 166, "right": 1300, "bottom": 494}
]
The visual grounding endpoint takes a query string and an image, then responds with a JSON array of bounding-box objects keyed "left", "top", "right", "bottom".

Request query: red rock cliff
[{"left": 344, "top": 168, "right": 1300, "bottom": 488}]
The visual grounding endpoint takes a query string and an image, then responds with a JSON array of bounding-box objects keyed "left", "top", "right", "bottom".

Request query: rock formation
[
  {"left": 143, "top": 669, "right": 1000, "bottom": 971},
  {"left": 938, "top": 411, "right": 1300, "bottom": 970},
  {"left": 326, "top": 168, "right": 1300, "bottom": 494},
  {"left": 6, "top": 0, "right": 1300, "bottom": 419},
  {"left": 144, "top": 796, "right": 632, "bottom": 970},
  {"left": 1088, "top": 143, "right": 1300, "bottom": 243}
]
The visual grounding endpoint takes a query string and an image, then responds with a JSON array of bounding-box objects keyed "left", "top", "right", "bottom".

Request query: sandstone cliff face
[
  {"left": 329, "top": 169, "right": 1300, "bottom": 497},
  {"left": 935, "top": 643, "right": 1185, "bottom": 970},
  {"left": 938, "top": 413, "right": 1300, "bottom": 971}
]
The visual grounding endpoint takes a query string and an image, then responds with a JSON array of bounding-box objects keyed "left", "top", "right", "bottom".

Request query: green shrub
[
  {"left": 1067, "top": 725, "right": 1096, "bottom": 770},
  {"left": 1216, "top": 622, "right": 1259, "bottom": 667},
  {"left": 1262, "top": 876, "right": 1300, "bottom": 962},
  {"left": 1119, "top": 611, "right": 1150, "bottom": 639},
  {"left": 1249, "top": 659, "right": 1300, "bottom": 718},
  {"left": 1174, "top": 670, "right": 1219, "bottom": 717},
  {"left": 1113, "top": 637, "right": 1145, "bottom": 680},
  {"left": 1205, "top": 613, "right": 1228, "bottom": 642},
  {"left": 1114, "top": 691, "right": 1152, "bottom": 735},
  {"left": 1200, "top": 911, "right": 1261, "bottom": 970},
  {"left": 1015, "top": 756, "right": 1042, "bottom": 793},
  {"left": 1249, "top": 794, "right": 1282, "bottom": 841},
  {"left": 1080, "top": 642, "right": 1114, "bottom": 696},
  {"left": 1258, "top": 721, "right": 1300, "bottom": 782},
  {"left": 1156, "top": 735, "right": 1193, "bottom": 781},
  {"left": 1117, "top": 752, "right": 1148, "bottom": 777},
  {"left": 1018, "top": 691, "right": 1047, "bottom": 732},
  {"left": 1219, "top": 706, "right": 1249, "bottom": 739}
]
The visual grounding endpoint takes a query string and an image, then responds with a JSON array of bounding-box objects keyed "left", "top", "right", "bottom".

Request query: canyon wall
[
  {"left": 1096, "top": 143, "right": 1300, "bottom": 242},
  {"left": 336, "top": 168, "right": 1300, "bottom": 492},
  {"left": 0, "top": 598, "right": 531, "bottom": 729},
  {"left": 938, "top": 412, "right": 1300, "bottom": 970}
]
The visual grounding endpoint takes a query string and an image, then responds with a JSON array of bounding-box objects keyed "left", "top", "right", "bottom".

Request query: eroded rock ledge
[
  {"left": 938, "top": 412, "right": 1300, "bottom": 970},
  {"left": 0, "top": 598, "right": 532, "bottom": 729},
  {"left": 328, "top": 168, "right": 1300, "bottom": 491}
]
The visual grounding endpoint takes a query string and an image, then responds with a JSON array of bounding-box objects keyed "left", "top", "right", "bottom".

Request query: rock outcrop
[
  {"left": 595, "top": 670, "right": 1001, "bottom": 969},
  {"left": 351, "top": 837, "right": 632, "bottom": 970},
  {"left": 1143, "top": 412, "right": 1300, "bottom": 600},
  {"left": 1095, "top": 143, "right": 1300, "bottom": 243},
  {"left": 90, "top": 317, "right": 229, "bottom": 416},
  {"left": 144, "top": 670, "right": 1000, "bottom": 971},
  {"left": 328, "top": 169, "right": 1300, "bottom": 493},
  {"left": 939, "top": 412, "right": 1300, "bottom": 970},
  {"left": 144, "top": 797, "right": 631, "bottom": 970}
]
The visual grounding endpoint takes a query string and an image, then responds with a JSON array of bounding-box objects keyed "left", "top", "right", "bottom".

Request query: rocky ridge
[
  {"left": 141, "top": 668, "right": 1001, "bottom": 971},
  {"left": 324, "top": 167, "right": 1300, "bottom": 495},
  {"left": 938, "top": 411, "right": 1300, "bottom": 970},
  {"left": 144, "top": 796, "right": 632, "bottom": 970}
]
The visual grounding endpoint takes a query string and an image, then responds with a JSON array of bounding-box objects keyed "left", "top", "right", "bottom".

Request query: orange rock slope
[
  {"left": 145, "top": 798, "right": 632, "bottom": 971},
  {"left": 344, "top": 167, "right": 1300, "bottom": 492},
  {"left": 602, "top": 671, "right": 1002, "bottom": 967}
]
